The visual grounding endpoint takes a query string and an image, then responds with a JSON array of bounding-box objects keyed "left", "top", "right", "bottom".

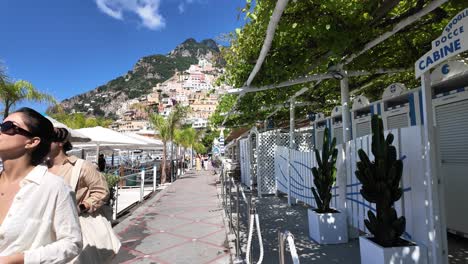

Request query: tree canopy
[
  {"left": 0, "top": 80, "right": 57, "bottom": 119},
  {"left": 213, "top": 0, "right": 467, "bottom": 128},
  {"left": 149, "top": 105, "right": 188, "bottom": 183},
  {"left": 49, "top": 112, "right": 114, "bottom": 129}
]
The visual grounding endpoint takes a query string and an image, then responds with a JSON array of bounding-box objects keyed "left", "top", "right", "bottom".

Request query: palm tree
[
  {"left": 0, "top": 62, "right": 7, "bottom": 86},
  {"left": 193, "top": 142, "right": 207, "bottom": 155},
  {"left": 0, "top": 80, "right": 57, "bottom": 119},
  {"left": 185, "top": 128, "right": 199, "bottom": 169},
  {"left": 174, "top": 129, "right": 186, "bottom": 174},
  {"left": 174, "top": 127, "right": 198, "bottom": 173},
  {"left": 149, "top": 105, "right": 187, "bottom": 184}
]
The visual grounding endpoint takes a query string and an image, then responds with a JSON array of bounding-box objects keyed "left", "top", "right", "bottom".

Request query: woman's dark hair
[
  {"left": 63, "top": 141, "right": 73, "bottom": 152},
  {"left": 53, "top": 128, "right": 73, "bottom": 153},
  {"left": 12, "top": 107, "right": 54, "bottom": 165}
]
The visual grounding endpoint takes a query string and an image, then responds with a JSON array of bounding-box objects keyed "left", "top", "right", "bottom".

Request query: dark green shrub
[
  {"left": 355, "top": 115, "right": 405, "bottom": 247},
  {"left": 311, "top": 127, "right": 338, "bottom": 213}
]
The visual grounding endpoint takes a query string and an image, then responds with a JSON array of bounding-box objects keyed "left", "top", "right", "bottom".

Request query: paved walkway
[{"left": 112, "top": 170, "right": 230, "bottom": 264}]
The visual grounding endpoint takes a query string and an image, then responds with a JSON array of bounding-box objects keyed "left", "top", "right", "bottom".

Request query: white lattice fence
[
  {"left": 294, "top": 132, "right": 314, "bottom": 152},
  {"left": 275, "top": 132, "right": 314, "bottom": 151},
  {"left": 257, "top": 131, "right": 280, "bottom": 195},
  {"left": 239, "top": 138, "right": 251, "bottom": 187},
  {"left": 276, "top": 133, "right": 289, "bottom": 147}
]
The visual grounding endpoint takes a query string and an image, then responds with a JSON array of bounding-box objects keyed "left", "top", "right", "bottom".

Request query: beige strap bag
[{"left": 70, "top": 159, "right": 121, "bottom": 264}]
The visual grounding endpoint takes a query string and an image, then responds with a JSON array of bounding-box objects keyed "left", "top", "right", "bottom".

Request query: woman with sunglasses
[{"left": 0, "top": 107, "right": 82, "bottom": 263}]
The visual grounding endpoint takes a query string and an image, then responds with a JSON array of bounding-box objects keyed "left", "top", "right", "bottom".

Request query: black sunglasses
[{"left": 0, "top": 121, "right": 34, "bottom": 138}]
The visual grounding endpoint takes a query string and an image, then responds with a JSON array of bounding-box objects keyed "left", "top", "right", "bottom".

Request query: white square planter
[
  {"left": 359, "top": 236, "right": 427, "bottom": 264},
  {"left": 308, "top": 208, "right": 348, "bottom": 244}
]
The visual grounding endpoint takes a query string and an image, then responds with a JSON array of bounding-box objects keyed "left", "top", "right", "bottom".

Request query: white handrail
[
  {"left": 140, "top": 169, "right": 145, "bottom": 202},
  {"left": 255, "top": 213, "right": 264, "bottom": 264},
  {"left": 286, "top": 234, "right": 299, "bottom": 264},
  {"left": 114, "top": 166, "right": 159, "bottom": 218},
  {"left": 232, "top": 177, "right": 248, "bottom": 204},
  {"left": 279, "top": 230, "right": 300, "bottom": 264}
]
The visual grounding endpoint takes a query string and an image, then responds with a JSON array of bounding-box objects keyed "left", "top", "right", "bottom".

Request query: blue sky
[{"left": 0, "top": 0, "right": 246, "bottom": 114}]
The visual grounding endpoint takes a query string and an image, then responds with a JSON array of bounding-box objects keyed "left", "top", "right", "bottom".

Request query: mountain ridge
[{"left": 56, "top": 38, "right": 222, "bottom": 118}]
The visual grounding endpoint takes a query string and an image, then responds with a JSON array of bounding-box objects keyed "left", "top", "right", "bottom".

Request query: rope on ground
[{"left": 245, "top": 207, "right": 264, "bottom": 264}]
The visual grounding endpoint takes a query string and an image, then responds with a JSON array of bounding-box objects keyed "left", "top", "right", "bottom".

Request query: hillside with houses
[
  {"left": 110, "top": 58, "right": 231, "bottom": 134},
  {"left": 53, "top": 38, "right": 231, "bottom": 133}
]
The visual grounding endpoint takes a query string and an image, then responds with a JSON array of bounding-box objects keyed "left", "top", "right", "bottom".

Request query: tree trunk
[
  {"left": 182, "top": 147, "right": 186, "bottom": 174},
  {"left": 161, "top": 141, "right": 167, "bottom": 184},
  {"left": 190, "top": 145, "right": 193, "bottom": 169},
  {"left": 3, "top": 99, "right": 11, "bottom": 119},
  {"left": 170, "top": 137, "right": 174, "bottom": 182}
]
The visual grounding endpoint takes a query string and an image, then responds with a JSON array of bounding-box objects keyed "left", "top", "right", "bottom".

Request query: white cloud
[
  {"left": 95, "top": 0, "right": 123, "bottom": 20},
  {"left": 178, "top": 0, "right": 197, "bottom": 14},
  {"left": 94, "top": 0, "right": 165, "bottom": 30},
  {"left": 178, "top": 3, "right": 185, "bottom": 14}
]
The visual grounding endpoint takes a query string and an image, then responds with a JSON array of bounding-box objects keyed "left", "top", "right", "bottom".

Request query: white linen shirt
[{"left": 0, "top": 165, "right": 82, "bottom": 263}]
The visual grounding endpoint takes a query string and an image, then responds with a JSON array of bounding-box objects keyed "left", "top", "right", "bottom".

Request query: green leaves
[
  {"left": 50, "top": 113, "right": 114, "bottom": 129},
  {"left": 0, "top": 79, "right": 57, "bottom": 119},
  {"left": 149, "top": 105, "right": 188, "bottom": 184},
  {"left": 219, "top": 1, "right": 465, "bottom": 128}
]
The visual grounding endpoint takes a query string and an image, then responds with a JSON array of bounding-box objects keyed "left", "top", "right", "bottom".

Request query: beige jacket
[{"left": 55, "top": 155, "right": 109, "bottom": 213}]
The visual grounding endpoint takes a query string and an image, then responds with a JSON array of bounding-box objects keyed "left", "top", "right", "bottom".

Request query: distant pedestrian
[
  {"left": 98, "top": 154, "right": 106, "bottom": 172},
  {"left": 48, "top": 127, "right": 120, "bottom": 264},
  {"left": 196, "top": 155, "right": 202, "bottom": 171},
  {"left": 0, "top": 107, "right": 82, "bottom": 263}
]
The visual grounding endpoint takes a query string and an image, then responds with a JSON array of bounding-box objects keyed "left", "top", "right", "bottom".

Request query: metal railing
[
  {"left": 110, "top": 159, "right": 189, "bottom": 220},
  {"left": 220, "top": 162, "right": 264, "bottom": 264},
  {"left": 111, "top": 164, "right": 160, "bottom": 220},
  {"left": 278, "top": 230, "right": 300, "bottom": 264}
]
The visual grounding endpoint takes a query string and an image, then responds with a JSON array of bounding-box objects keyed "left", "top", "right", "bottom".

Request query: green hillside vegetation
[{"left": 50, "top": 112, "right": 114, "bottom": 129}]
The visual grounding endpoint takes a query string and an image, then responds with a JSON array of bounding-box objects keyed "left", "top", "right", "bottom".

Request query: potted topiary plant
[
  {"left": 356, "top": 115, "right": 426, "bottom": 264},
  {"left": 308, "top": 127, "right": 348, "bottom": 244}
]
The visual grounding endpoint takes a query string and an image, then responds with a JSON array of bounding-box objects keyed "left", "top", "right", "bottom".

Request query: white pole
[
  {"left": 140, "top": 169, "right": 145, "bottom": 202},
  {"left": 190, "top": 145, "right": 193, "bottom": 169},
  {"left": 340, "top": 71, "right": 351, "bottom": 143},
  {"left": 153, "top": 165, "right": 157, "bottom": 192},
  {"left": 420, "top": 71, "right": 448, "bottom": 264},
  {"left": 113, "top": 185, "right": 119, "bottom": 221},
  {"left": 96, "top": 143, "right": 100, "bottom": 163},
  {"left": 287, "top": 98, "right": 295, "bottom": 206}
]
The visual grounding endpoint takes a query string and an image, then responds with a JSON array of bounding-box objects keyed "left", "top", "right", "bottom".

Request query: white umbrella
[
  {"left": 76, "top": 126, "right": 148, "bottom": 162},
  {"left": 71, "top": 143, "right": 137, "bottom": 151},
  {"left": 123, "top": 133, "right": 163, "bottom": 147},
  {"left": 45, "top": 116, "right": 91, "bottom": 142},
  {"left": 76, "top": 127, "right": 147, "bottom": 146}
]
